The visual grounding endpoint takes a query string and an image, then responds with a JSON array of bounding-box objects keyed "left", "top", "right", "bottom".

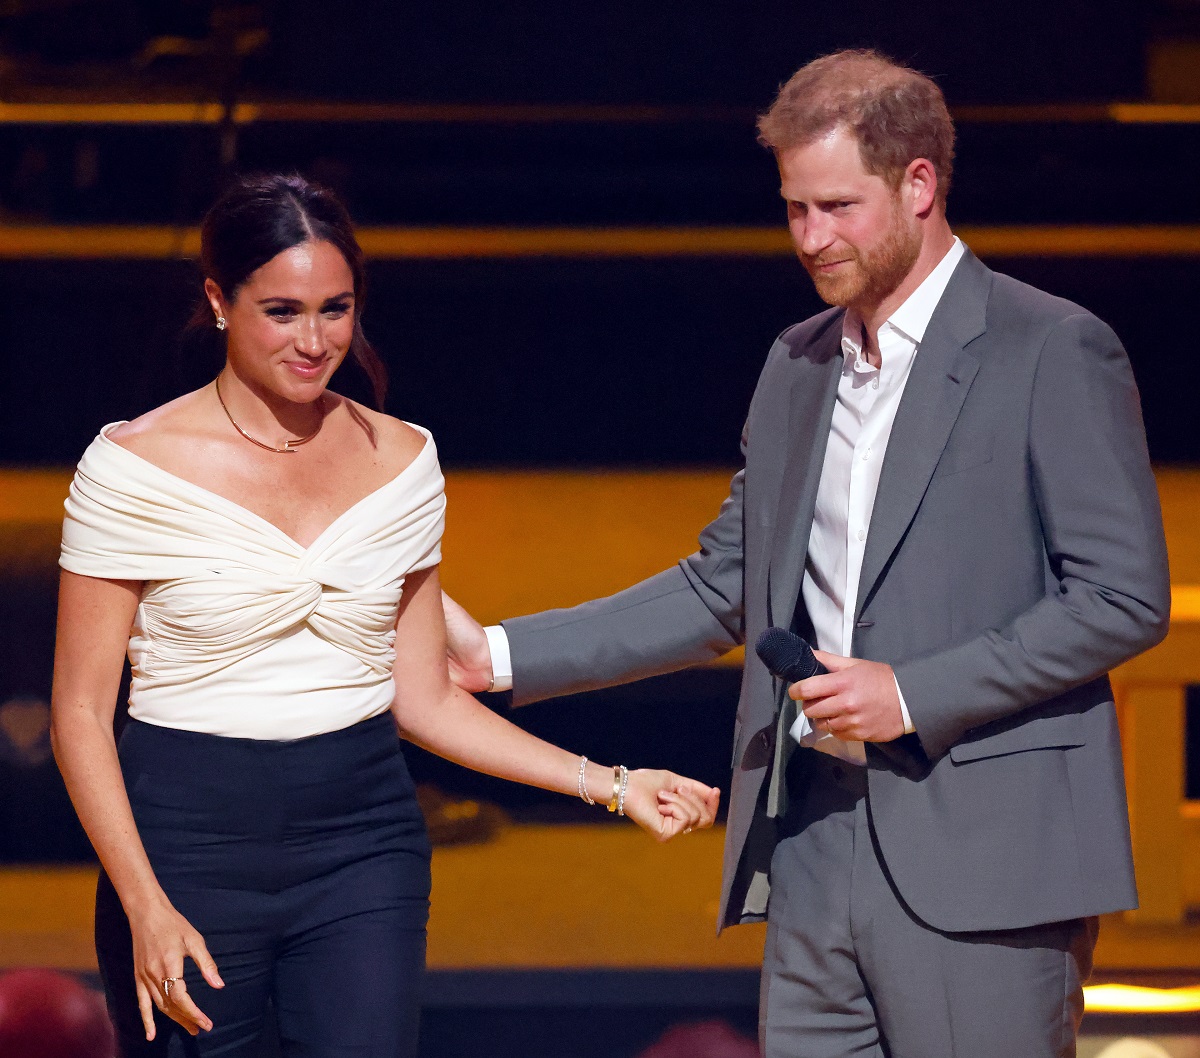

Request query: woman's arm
[
  {"left": 393, "top": 567, "right": 719, "bottom": 838},
  {"left": 51, "top": 571, "right": 223, "bottom": 1041}
]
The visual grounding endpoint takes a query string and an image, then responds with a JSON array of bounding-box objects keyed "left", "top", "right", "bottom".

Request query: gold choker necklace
[{"left": 214, "top": 376, "right": 325, "bottom": 454}]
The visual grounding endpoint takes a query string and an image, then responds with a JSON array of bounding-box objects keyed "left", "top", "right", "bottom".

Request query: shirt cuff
[
  {"left": 895, "top": 675, "right": 915, "bottom": 734},
  {"left": 484, "top": 625, "right": 513, "bottom": 693}
]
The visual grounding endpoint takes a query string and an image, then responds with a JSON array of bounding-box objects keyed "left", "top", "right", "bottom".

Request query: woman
[{"left": 51, "top": 173, "right": 719, "bottom": 1057}]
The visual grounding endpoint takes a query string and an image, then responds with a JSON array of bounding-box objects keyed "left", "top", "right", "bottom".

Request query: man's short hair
[{"left": 757, "top": 50, "right": 955, "bottom": 202}]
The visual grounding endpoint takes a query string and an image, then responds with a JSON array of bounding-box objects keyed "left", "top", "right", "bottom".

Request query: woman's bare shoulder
[
  {"left": 334, "top": 397, "right": 430, "bottom": 470},
  {"left": 106, "top": 389, "right": 218, "bottom": 464}
]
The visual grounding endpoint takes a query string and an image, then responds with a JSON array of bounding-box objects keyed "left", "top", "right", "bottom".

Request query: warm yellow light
[
  {"left": 1171, "top": 584, "right": 1200, "bottom": 621},
  {"left": 1084, "top": 983, "right": 1200, "bottom": 1013}
]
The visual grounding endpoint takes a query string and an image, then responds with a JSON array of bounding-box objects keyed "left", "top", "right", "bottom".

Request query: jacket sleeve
[
  {"left": 502, "top": 431, "right": 748, "bottom": 707},
  {"left": 896, "top": 312, "right": 1171, "bottom": 759}
]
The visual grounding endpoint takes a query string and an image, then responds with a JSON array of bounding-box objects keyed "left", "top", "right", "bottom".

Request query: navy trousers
[{"left": 96, "top": 714, "right": 432, "bottom": 1058}]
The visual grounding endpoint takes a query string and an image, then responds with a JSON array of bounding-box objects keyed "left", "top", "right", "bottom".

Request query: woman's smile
[{"left": 285, "top": 356, "right": 330, "bottom": 380}]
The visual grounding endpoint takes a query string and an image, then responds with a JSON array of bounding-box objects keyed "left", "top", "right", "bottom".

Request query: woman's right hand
[
  {"left": 50, "top": 572, "right": 224, "bottom": 1040},
  {"left": 130, "top": 896, "right": 224, "bottom": 1040}
]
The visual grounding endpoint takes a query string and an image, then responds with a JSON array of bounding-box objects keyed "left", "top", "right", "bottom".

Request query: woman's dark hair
[{"left": 188, "top": 173, "right": 387, "bottom": 409}]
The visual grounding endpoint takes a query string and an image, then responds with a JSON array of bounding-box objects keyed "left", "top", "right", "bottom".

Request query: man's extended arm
[{"left": 500, "top": 457, "right": 748, "bottom": 706}]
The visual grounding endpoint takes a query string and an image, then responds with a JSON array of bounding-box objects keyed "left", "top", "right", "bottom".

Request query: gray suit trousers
[{"left": 761, "top": 751, "right": 1098, "bottom": 1058}]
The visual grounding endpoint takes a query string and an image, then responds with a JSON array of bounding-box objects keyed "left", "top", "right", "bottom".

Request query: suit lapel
[
  {"left": 767, "top": 317, "right": 843, "bottom": 628},
  {"left": 855, "top": 251, "right": 991, "bottom": 617}
]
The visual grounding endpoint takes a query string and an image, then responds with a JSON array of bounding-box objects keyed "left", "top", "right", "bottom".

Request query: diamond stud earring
[{"left": 216, "top": 316, "right": 227, "bottom": 331}]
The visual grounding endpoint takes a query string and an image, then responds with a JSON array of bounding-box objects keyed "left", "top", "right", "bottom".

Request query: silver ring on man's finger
[{"left": 163, "top": 977, "right": 181, "bottom": 1000}]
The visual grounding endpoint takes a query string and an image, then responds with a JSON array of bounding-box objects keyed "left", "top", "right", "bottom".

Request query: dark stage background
[{"left": 2, "top": 254, "right": 1199, "bottom": 469}]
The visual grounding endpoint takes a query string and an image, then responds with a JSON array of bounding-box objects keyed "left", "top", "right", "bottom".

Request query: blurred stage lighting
[{"left": 1085, "top": 985, "right": 1200, "bottom": 1014}]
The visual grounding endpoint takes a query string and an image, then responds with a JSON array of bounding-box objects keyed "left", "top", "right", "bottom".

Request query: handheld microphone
[
  {"left": 754, "top": 626, "right": 826, "bottom": 685},
  {"left": 753, "top": 626, "right": 924, "bottom": 777}
]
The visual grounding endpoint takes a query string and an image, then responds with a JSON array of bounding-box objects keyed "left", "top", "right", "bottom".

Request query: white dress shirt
[
  {"left": 486, "top": 239, "right": 966, "bottom": 764},
  {"left": 794, "top": 238, "right": 965, "bottom": 763}
]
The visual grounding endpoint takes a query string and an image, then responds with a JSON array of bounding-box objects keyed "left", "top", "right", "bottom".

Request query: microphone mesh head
[
  {"left": 755, "top": 626, "right": 820, "bottom": 682},
  {"left": 755, "top": 626, "right": 802, "bottom": 673}
]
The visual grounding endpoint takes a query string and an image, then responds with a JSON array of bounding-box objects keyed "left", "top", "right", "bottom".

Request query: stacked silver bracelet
[
  {"left": 577, "top": 756, "right": 595, "bottom": 805},
  {"left": 617, "top": 764, "right": 630, "bottom": 816}
]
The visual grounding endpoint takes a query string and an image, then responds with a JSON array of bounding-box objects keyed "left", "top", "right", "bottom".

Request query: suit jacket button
[{"left": 740, "top": 725, "right": 776, "bottom": 770}]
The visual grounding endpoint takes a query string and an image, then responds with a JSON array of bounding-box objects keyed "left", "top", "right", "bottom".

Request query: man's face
[{"left": 777, "top": 127, "right": 921, "bottom": 313}]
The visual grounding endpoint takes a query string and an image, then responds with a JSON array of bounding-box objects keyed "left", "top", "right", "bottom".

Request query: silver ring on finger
[
  {"left": 684, "top": 826, "right": 693, "bottom": 834},
  {"left": 163, "top": 977, "right": 181, "bottom": 1001}
]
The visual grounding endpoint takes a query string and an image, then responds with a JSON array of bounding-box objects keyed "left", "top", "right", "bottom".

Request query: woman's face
[{"left": 207, "top": 239, "right": 356, "bottom": 404}]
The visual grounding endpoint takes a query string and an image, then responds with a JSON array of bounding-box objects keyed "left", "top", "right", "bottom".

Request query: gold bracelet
[{"left": 607, "top": 764, "right": 621, "bottom": 813}]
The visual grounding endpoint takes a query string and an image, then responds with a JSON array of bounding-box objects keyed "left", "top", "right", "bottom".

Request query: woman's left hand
[{"left": 621, "top": 770, "right": 720, "bottom": 842}]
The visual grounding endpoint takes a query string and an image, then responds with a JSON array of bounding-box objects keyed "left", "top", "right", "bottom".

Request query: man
[{"left": 444, "top": 50, "right": 1170, "bottom": 1057}]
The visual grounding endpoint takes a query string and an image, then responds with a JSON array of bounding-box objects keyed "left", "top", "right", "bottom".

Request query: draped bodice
[{"left": 60, "top": 422, "right": 446, "bottom": 739}]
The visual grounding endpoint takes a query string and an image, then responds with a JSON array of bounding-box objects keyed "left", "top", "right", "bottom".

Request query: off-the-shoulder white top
[{"left": 60, "top": 422, "right": 446, "bottom": 740}]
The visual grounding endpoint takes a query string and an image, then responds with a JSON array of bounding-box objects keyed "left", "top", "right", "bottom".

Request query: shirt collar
[{"left": 840, "top": 236, "right": 965, "bottom": 361}]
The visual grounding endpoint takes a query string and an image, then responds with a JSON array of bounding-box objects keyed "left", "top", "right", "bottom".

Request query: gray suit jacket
[{"left": 503, "top": 249, "right": 1171, "bottom": 934}]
